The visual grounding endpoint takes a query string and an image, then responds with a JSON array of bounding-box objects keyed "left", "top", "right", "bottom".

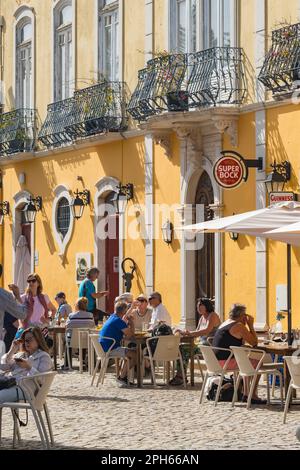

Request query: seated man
[
  {"left": 148, "top": 292, "right": 172, "bottom": 328},
  {"left": 63, "top": 297, "right": 95, "bottom": 370},
  {"left": 99, "top": 301, "right": 136, "bottom": 385}
]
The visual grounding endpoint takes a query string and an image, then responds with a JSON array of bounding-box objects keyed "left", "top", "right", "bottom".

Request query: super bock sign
[{"left": 214, "top": 150, "right": 263, "bottom": 190}]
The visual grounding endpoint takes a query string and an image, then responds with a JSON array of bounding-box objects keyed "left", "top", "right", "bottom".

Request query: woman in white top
[
  {"left": 20, "top": 274, "right": 56, "bottom": 329},
  {"left": 0, "top": 327, "right": 53, "bottom": 403},
  {"left": 126, "top": 294, "right": 152, "bottom": 330}
]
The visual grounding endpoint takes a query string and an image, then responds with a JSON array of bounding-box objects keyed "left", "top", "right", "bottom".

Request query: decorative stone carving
[
  {"left": 213, "top": 118, "right": 238, "bottom": 147},
  {"left": 208, "top": 203, "right": 225, "bottom": 218},
  {"left": 153, "top": 133, "right": 172, "bottom": 159}
]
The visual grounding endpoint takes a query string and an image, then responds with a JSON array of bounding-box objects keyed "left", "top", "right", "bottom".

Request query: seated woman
[
  {"left": 212, "top": 303, "right": 265, "bottom": 405},
  {"left": 170, "top": 298, "right": 221, "bottom": 386},
  {"left": 126, "top": 294, "right": 152, "bottom": 330},
  {"left": 0, "top": 327, "right": 53, "bottom": 404},
  {"left": 63, "top": 297, "right": 95, "bottom": 370}
]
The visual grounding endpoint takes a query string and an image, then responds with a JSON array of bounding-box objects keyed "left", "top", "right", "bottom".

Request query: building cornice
[{"left": 0, "top": 129, "right": 144, "bottom": 167}]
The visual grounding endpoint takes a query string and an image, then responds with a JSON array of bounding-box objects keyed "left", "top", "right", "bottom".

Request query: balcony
[
  {"left": 38, "top": 82, "right": 128, "bottom": 149},
  {"left": 258, "top": 23, "right": 300, "bottom": 94},
  {"left": 127, "top": 47, "right": 247, "bottom": 122},
  {"left": 0, "top": 109, "right": 36, "bottom": 157}
]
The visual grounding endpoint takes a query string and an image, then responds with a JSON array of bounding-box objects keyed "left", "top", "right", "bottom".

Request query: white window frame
[
  {"left": 169, "top": 0, "right": 200, "bottom": 53},
  {"left": 13, "top": 6, "right": 35, "bottom": 110},
  {"left": 98, "top": 0, "right": 120, "bottom": 81},
  {"left": 52, "top": 0, "right": 76, "bottom": 102},
  {"left": 202, "top": 0, "right": 237, "bottom": 49},
  {"left": 52, "top": 185, "right": 74, "bottom": 256}
]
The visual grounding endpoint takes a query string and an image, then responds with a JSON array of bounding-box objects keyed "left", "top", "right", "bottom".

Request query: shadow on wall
[
  {"left": 267, "top": 107, "right": 299, "bottom": 192},
  {"left": 243, "top": 52, "right": 256, "bottom": 104}
]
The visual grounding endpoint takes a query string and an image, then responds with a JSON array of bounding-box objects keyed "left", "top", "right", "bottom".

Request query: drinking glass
[{"left": 142, "top": 322, "right": 149, "bottom": 332}]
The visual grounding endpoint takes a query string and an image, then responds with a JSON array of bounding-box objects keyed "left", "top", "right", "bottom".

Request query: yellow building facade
[{"left": 0, "top": 0, "right": 300, "bottom": 330}]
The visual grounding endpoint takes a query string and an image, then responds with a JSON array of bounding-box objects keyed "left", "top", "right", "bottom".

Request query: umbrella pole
[{"left": 287, "top": 244, "right": 292, "bottom": 346}]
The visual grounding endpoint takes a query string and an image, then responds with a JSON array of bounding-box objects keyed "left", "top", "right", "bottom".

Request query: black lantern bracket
[
  {"left": 221, "top": 150, "right": 263, "bottom": 183},
  {"left": 0, "top": 201, "right": 10, "bottom": 217},
  {"left": 29, "top": 196, "right": 43, "bottom": 212},
  {"left": 73, "top": 189, "right": 91, "bottom": 206},
  {"left": 117, "top": 183, "right": 134, "bottom": 200}
]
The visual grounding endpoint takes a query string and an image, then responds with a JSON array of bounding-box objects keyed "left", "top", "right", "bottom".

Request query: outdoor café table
[
  {"left": 48, "top": 325, "right": 66, "bottom": 370},
  {"left": 128, "top": 333, "right": 151, "bottom": 388},
  {"left": 128, "top": 334, "right": 196, "bottom": 388},
  {"left": 180, "top": 336, "right": 195, "bottom": 386},
  {"left": 257, "top": 342, "right": 297, "bottom": 398}
]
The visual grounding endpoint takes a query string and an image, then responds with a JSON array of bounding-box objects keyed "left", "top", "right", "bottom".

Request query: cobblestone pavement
[{"left": 1, "top": 367, "right": 300, "bottom": 450}]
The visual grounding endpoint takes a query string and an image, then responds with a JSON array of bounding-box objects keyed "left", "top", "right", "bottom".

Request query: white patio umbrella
[
  {"left": 181, "top": 201, "right": 300, "bottom": 344},
  {"left": 15, "top": 235, "right": 31, "bottom": 294}
]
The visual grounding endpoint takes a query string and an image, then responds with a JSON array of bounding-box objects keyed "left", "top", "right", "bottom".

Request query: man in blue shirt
[
  {"left": 99, "top": 301, "right": 136, "bottom": 385},
  {"left": 79, "top": 267, "right": 108, "bottom": 324}
]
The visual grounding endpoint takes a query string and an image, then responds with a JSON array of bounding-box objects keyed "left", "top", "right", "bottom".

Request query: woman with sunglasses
[
  {"left": 19, "top": 274, "right": 56, "bottom": 329},
  {"left": 0, "top": 327, "right": 53, "bottom": 403},
  {"left": 170, "top": 298, "right": 220, "bottom": 386}
]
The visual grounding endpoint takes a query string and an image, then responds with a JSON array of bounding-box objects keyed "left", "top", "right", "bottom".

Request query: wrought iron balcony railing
[
  {"left": 127, "top": 54, "right": 188, "bottom": 121},
  {"left": 38, "top": 98, "right": 74, "bottom": 148},
  {"left": 38, "top": 81, "right": 128, "bottom": 148},
  {"left": 128, "top": 47, "right": 246, "bottom": 121},
  {"left": 0, "top": 108, "right": 37, "bottom": 157},
  {"left": 258, "top": 23, "right": 300, "bottom": 94},
  {"left": 187, "top": 47, "right": 247, "bottom": 107},
  {"left": 66, "top": 81, "right": 128, "bottom": 139}
]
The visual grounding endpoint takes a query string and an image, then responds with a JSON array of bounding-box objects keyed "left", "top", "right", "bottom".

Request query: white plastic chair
[
  {"left": 145, "top": 336, "right": 186, "bottom": 388},
  {"left": 90, "top": 335, "right": 132, "bottom": 386},
  {"left": 0, "top": 371, "right": 57, "bottom": 449},
  {"left": 231, "top": 346, "right": 284, "bottom": 409},
  {"left": 66, "top": 328, "right": 89, "bottom": 373},
  {"left": 199, "top": 345, "right": 238, "bottom": 406},
  {"left": 283, "top": 355, "right": 300, "bottom": 424}
]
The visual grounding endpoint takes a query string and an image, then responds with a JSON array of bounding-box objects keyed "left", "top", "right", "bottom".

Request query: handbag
[{"left": 0, "top": 375, "right": 17, "bottom": 390}]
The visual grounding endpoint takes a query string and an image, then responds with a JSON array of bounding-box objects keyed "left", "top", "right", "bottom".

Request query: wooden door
[
  {"left": 105, "top": 214, "right": 119, "bottom": 313},
  {"left": 195, "top": 171, "right": 215, "bottom": 318}
]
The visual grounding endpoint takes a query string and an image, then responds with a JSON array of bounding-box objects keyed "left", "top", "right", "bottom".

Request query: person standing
[
  {"left": 78, "top": 267, "right": 108, "bottom": 324},
  {"left": 148, "top": 292, "right": 172, "bottom": 328},
  {"left": 20, "top": 274, "right": 56, "bottom": 329},
  {"left": 0, "top": 264, "right": 27, "bottom": 341}
]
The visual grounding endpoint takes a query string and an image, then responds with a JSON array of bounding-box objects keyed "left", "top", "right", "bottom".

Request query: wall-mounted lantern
[
  {"left": 264, "top": 161, "right": 291, "bottom": 194},
  {"left": 23, "top": 196, "right": 42, "bottom": 224},
  {"left": 112, "top": 183, "right": 134, "bottom": 215},
  {"left": 70, "top": 189, "right": 91, "bottom": 220}
]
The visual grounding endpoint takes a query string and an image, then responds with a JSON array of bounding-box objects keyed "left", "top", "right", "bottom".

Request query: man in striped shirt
[{"left": 63, "top": 297, "right": 95, "bottom": 369}]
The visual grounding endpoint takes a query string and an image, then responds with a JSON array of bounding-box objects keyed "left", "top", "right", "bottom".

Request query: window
[
  {"left": 203, "top": 0, "right": 236, "bottom": 49},
  {"left": 16, "top": 20, "right": 32, "bottom": 108},
  {"left": 99, "top": 1, "right": 119, "bottom": 81},
  {"left": 54, "top": 2, "right": 73, "bottom": 101},
  {"left": 56, "top": 197, "right": 71, "bottom": 240},
  {"left": 52, "top": 185, "right": 74, "bottom": 256},
  {"left": 170, "top": 0, "right": 197, "bottom": 53}
]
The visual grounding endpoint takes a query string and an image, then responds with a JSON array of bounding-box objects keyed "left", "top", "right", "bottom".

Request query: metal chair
[
  {"left": 145, "top": 336, "right": 186, "bottom": 388},
  {"left": 0, "top": 371, "right": 57, "bottom": 449},
  {"left": 90, "top": 335, "right": 132, "bottom": 386},
  {"left": 283, "top": 355, "right": 300, "bottom": 424},
  {"left": 231, "top": 346, "right": 284, "bottom": 409},
  {"left": 199, "top": 345, "right": 238, "bottom": 406}
]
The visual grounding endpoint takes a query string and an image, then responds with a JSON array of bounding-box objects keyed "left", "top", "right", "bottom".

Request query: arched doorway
[{"left": 195, "top": 171, "right": 215, "bottom": 317}]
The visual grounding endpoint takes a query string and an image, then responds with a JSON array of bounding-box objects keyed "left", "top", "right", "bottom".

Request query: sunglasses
[
  {"left": 24, "top": 337, "right": 34, "bottom": 343},
  {"left": 137, "top": 299, "right": 147, "bottom": 302},
  {"left": 27, "top": 279, "right": 37, "bottom": 284}
]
